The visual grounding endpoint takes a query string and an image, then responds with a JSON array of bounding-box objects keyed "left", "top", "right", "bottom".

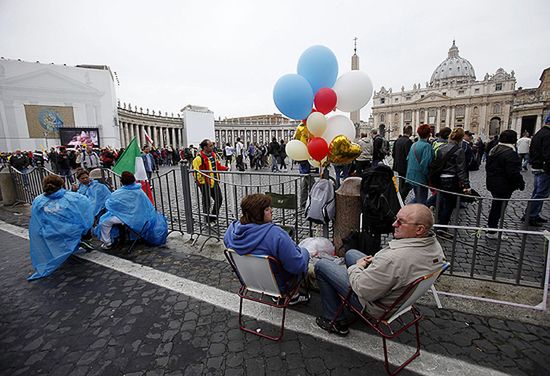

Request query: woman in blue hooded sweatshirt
[{"left": 224, "top": 193, "right": 310, "bottom": 304}]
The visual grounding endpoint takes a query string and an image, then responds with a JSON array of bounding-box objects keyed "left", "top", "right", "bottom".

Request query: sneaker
[
  {"left": 80, "top": 240, "right": 95, "bottom": 252},
  {"left": 271, "top": 292, "right": 310, "bottom": 306},
  {"left": 316, "top": 316, "right": 349, "bottom": 336},
  {"left": 289, "top": 292, "right": 310, "bottom": 306},
  {"left": 100, "top": 243, "right": 112, "bottom": 250},
  {"left": 486, "top": 232, "right": 509, "bottom": 240}
]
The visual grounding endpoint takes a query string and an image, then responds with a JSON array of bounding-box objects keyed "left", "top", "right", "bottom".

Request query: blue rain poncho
[
  {"left": 96, "top": 183, "right": 168, "bottom": 246},
  {"left": 29, "top": 188, "right": 93, "bottom": 280},
  {"left": 77, "top": 180, "right": 112, "bottom": 217}
]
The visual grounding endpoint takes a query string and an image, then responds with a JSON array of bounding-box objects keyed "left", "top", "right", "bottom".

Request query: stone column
[
  {"left": 436, "top": 108, "right": 441, "bottom": 133},
  {"left": 171, "top": 127, "right": 176, "bottom": 147},
  {"left": 119, "top": 124, "right": 125, "bottom": 146},
  {"left": 451, "top": 106, "right": 455, "bottom": 128},
  {"left": 535, "top": 114, "right": 542, "bottom": 133},
  {"left": 464, "top": 106, "right": 470, "bottom": 129},
  {"left": 123, "top": 123, "right": 129, "bottom": 146}
]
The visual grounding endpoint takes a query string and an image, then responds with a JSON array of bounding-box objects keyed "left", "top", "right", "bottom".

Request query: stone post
[{"left": 333, "top": 177, "right": 362, "bottom": 256}]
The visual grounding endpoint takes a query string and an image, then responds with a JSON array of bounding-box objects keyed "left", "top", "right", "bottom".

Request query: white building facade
[{"left": 0, "top": 59, "right": 119, "bottom": 151}]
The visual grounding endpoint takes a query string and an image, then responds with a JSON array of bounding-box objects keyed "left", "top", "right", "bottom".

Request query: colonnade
[{"left": 118, "top": 121, "right": 183, "bottom": 149}]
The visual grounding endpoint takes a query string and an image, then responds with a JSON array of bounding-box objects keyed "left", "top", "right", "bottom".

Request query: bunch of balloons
[{"left": 273, "top": 45, "right": 373, "bottom": 166}]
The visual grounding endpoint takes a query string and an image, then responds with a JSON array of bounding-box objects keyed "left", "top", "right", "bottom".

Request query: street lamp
[{"left": 44, "top": 131, "right": 49, "bottom": 150}]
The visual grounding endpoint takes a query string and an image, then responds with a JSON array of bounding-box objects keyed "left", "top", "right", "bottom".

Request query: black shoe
[
  {"left": 80, "top": 240, "right": 95, "bottom": 252},
  {"left": 528, "top": 220, "right": 543, "bottom": 227},
  {"left": 316, "top": 316, "right": 349, "bottom": 336},
  {"left": 534, "top": 217, "right": 548, "bottom": 223}
]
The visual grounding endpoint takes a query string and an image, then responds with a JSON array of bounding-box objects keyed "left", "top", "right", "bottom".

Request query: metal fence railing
[{"left": 7, "top": 164, "right": 550, "bottom": 309}]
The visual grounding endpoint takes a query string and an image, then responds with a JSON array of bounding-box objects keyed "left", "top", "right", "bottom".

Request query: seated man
[
  {"left": 314, "top": 204, "right": 446, "bottom": 336},
  {"left": 29, "top": 175, "right": 93, "bottom": 280},
  {"left": 96, "top": 171, "right": 168, "bottom": 250},
  {"left": 224, "top": 193, "right": 311, "bottom": 304}
]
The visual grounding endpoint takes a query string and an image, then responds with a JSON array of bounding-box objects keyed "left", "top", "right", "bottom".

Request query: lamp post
[{"left": 44, "top": 131, "right": 49, "bottom": 150}]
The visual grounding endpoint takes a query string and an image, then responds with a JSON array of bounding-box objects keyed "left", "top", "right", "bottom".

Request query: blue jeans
[
  {"left": 413, "top": 185, "right": 429, "bottom": 205},
  {"left": 334, "top": 164, "right": 350, "bottom": 189},
  {"left": 528, "top": 171, "right": 550, "bottom": 220},
  {"left": 314, "top": 249, "right": 365, "bottom": 321}
]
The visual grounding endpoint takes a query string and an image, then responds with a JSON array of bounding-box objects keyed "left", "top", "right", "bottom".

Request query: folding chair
[
  {"left": 265, "top": 192, "right": 297, "bottom": 238},
  {"left": 224, "top": 248, "right": 302, "bottom": 341},
  {"left": 113, "top": 221, "right": 149, "bottom": 255},
  {"left": 332, "top": 262, "right": 450, "bottom": 376}
]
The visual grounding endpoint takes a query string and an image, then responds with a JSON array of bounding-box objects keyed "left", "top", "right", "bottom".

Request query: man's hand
[
  {"left": 356, "top": 255, "right": 373, "bottom": 269},
  {"left": 71, "top": 184, "right": 78, "bottom": 192}
]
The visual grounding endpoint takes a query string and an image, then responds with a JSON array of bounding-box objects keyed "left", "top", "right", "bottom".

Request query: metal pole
[{"left": 180, "top": 160, "right": 194, "bottom": 234}]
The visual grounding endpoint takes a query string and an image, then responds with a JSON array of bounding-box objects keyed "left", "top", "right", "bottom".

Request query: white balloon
[
  {"left": 322, "top": 115, "right": 356, "bottom": 144},
  {"left": 333, "top": 71, "right": 374, "bottom": 112},
  {"left": 306, "top": 112, "right": 327, "bottom": 137},
  {"left": 285, "top": 139, "right": 310, "bottom": 161},
  {"left": 308, "top": 156, "right": 327, "bottom": 168}
]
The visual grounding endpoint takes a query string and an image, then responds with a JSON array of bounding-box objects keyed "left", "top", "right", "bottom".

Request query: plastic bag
[{"left": 299, "top": 237, "right": 335, "bottom": 258}]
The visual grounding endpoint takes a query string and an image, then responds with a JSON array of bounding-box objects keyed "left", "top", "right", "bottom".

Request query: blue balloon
[
  {"left": 297, "top": 45, "right": 339, "bottom": 95},
  {"left": 273, "top": 74, "right": 314, "bottom": 120}
]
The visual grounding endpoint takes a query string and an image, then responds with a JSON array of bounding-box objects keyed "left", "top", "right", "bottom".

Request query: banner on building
[{"left": 24, "top": 105, "right": 76, "bottom": 138}]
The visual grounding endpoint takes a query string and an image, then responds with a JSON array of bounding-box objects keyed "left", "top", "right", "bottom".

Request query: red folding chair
[
  {"left": 332, "top": 262, "right": 450, "bottom": 375},
  {"left": 224, "top": 248, "right": 302, "bottom": 341}
]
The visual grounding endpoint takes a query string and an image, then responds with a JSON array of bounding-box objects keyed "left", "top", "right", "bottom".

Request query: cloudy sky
[{"left": 1, "top": 0, "right": 549, "bottom": 120}]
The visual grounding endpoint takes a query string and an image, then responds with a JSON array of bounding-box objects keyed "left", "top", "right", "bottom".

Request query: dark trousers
[
  {"left": 437, "top": 192, "right": 458, "bottom": 225},
  {"left": 199, "top": 183, "right": 223, "bottom": 217},
  {"left": 488, "top": 191, "right": 512, "bottom": 231},
  {"left": 236, "top": 155, "right": 245, "bottom": 171},
  {"left": 355, "top": 160, "right": 371, "bottom": 177}
]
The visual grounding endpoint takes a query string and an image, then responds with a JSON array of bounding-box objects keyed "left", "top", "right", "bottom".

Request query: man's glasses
[{"left": 394, "top": 217, "right": 424, "bottom": 227}]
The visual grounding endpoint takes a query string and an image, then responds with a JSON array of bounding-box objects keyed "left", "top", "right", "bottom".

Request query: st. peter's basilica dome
[{"left": 430, "top": 41, "right": 476, "bottom": 86}]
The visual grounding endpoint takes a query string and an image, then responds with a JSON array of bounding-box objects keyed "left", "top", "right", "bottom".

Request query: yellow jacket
[{"left": 192, "top": 151, "right": 228, "bottom": 187}]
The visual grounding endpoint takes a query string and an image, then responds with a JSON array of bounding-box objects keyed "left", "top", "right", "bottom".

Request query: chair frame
[
  {"left": 114, "top": 221, "right": 149, "bottom": 255},
  {"left": 224, "top": 249, "right": 302, "bottom": 341},
  {"left": 332, "top": 263, "right": 450, "bottom": 375}
]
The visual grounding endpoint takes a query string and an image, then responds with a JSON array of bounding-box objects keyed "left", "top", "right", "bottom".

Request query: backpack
[
  {"left": 428, "top": 144, "right": 459, "bottom": 188},
  {"left": 360, "top": 165, "right": 401, "bottom": 234},
  {"left": 305, "top": 179, "right": 335, "bottom": 225}
]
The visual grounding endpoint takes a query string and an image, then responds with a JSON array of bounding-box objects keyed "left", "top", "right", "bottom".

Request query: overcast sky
[{"left": 1, "top": 0, "right": 549, "bottom": 120}]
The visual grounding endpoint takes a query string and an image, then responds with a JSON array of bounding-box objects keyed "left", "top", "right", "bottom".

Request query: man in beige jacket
[{"left": 314, "top": 204, "right": 446, "bottom": 336}]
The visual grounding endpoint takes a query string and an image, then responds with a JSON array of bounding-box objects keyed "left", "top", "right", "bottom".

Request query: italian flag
[{"left": 112, "top": 137, "right": 154, "bottom": 204}]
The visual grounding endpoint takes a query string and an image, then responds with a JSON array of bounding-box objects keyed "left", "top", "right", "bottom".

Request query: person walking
[
  {"left": 516, "top": 131, "right": 531, "bottom": 171},
  {"left": 192, "top": 139, "right": 229, "bottom": 223},
  {"left": 355, "top": 132, "right": 372, "bottom": 176},
  {"left": 524, "top": 115, "right": 550, "bottom": 227},
  {"left": 393, "top": 126, "right": 413, "bottom": 200},
  {"left": 406, "top": 124, "right": 434, "bottom": 205},
  {"left": 269, "top": 138, "right": 281, "bottom": 172},
  {"left": 486, "top": 130, "right": 525, "bottom": 239}
]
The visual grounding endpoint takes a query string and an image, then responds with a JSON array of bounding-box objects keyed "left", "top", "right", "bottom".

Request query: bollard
[
  {"left": 0, "top": 169, "right": 17, "bottom": 205},
  {"left": 333, "top": 177, "right": 362, "bottom": 256}
]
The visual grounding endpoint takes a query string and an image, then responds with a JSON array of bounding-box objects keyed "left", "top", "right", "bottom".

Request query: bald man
[{"left": 314, "top": 204, "right": 446, "bottom": 336}]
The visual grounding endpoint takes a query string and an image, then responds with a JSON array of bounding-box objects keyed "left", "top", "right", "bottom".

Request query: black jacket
[
  {"left": 529, "top": 125, "right": 550, "bottom": 171},
  {"left": 435, "top": 141, "right": 470, "bottom": 189},
  {"left": 372, "top": 135, "right": 386, "bottom": 161},
  {"left": 10, "top": 154, "right": 29, "bottom": 170},
  {"left": 486, "top": 144, "right": 525, "bottom": 195},
  {"left": 392, "top": 135, "right": 412, "bottom": 176}
]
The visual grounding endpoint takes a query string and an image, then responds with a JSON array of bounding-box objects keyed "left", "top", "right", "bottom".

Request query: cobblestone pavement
[{"left": 1, "top": 206, "right": 550, "bottom": 375}]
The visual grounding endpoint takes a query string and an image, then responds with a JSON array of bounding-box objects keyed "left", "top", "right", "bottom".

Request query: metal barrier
[
  {"left": 8, "top": 164, "right": 548, "bottom": 309},
  {"left": 393, "top": 175, "right": 550, "bottom": 309}
]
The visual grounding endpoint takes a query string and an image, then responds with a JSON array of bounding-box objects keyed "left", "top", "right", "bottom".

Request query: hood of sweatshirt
[{"left": 224, "top": 220, "right": 275, "bottom": 255}]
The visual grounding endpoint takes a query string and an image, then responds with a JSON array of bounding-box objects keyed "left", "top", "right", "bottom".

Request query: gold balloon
[
  {"left": 294, "top": 122, "right": 311, "bottom": 145},
  {"left": 328, "top": 135, "right": 361, "bottom": 164}
]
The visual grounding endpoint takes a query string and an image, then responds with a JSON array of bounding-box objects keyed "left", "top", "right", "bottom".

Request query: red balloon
[
  {"left": 314, "top": 88, "right": 337, "bottom": 114},
  {"left": 307, "top": 137, "right": 329, "bottom": 161}
]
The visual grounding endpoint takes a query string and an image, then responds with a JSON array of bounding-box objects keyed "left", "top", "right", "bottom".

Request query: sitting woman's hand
[{"left": 71, "top": 184, "right": 78, "bottom": 192}]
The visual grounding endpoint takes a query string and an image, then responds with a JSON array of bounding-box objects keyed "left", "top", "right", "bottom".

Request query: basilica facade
[{"left": 372, "top": 41, "right": 550, "bottom": 140}]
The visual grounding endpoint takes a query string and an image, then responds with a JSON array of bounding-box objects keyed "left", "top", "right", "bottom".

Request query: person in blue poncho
[
  {"left": 97, "top": 171, "right": 168, "bottom": 250},
  {"left": 28, "top": 175, "right": 93, "bottom": 280},
  {"left": 72, "top": 168, "right": 112, "bottom": 220},
  {"left": 224, "top": 193, "right": 311, "bottom": 304}
]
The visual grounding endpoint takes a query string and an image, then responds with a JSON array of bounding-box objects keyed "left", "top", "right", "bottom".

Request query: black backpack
[{"left": 360, "top": 165, "right": 401, "bottom": 234}]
